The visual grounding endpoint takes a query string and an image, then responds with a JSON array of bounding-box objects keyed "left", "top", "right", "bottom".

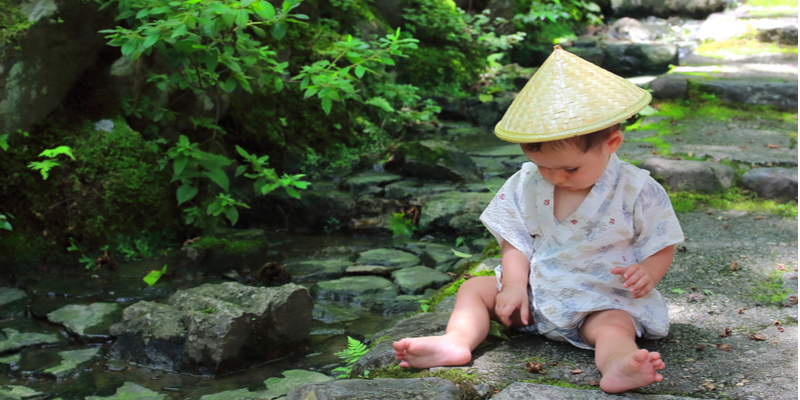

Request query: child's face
[{"left": 522, "top": 133, "right": 621, "bottom": 191}]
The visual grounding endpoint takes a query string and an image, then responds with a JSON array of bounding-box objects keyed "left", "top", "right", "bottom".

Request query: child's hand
[
  {"left": 610, "top": 264, "right": 656, "bottom": 299},
  {"left": 494, "top": 285, "right": 530, "bottom": 327}
]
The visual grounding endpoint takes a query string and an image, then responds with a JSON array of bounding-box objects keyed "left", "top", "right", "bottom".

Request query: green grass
[
  {"left": 745, "top": 0, "right": 798, "bottom": 7},
  {"left": 694, "top": 39, "right": 798, "bottom": 59},
  {"left": 522, "top": 377, "right": 600, "bottom": 390},
  {"left": 753, "top": 268, "right": 791, "bottom": 304},
  {"left": 668, "top": 188, "right": 798, "bottom": 217}
]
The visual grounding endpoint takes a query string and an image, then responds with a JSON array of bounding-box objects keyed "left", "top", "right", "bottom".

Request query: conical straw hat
[{"left": 494, "top": 45, "right": 651, "bottom": 143}]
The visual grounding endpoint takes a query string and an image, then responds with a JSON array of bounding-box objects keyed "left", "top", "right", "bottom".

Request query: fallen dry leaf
[
  {"left": 688, "top": 151, "right": 693, "bottom": 157},
  {"left": 705, "top": 210, "right": 714, "bottom": 215},
  {"left": 688, "top": 293, "right": 705, "bottom": 302},
  {"left": 570, "top": 369, "right": 583, "bottom": 374},
  {"left": 773, "top": 321, "right": 782, "bottom": 326},
  {"left": 716, "top": 343, "right": 733, "bottom": 351},
  {"left": 766, "top": 144, "right": 781, "bottom": 149},
  {"left": 702, "top": 382, "right": 717, "bottom": 390},
  {"left": 719, "top": 327, "right": 732, "bottom": 338},
  {"left": 788, "top": 296, "right": 798, "bottom": 304},
  {"left": 747, "top": 334, "right": 765, "bottom": 341},
  {"left": 738, "top": 145, "right": 747, "bottom": 149},
  {"left": 547, "top": 361, "right": 558, "bottom": 366},
  {"left": 706, "top": 130, "right": 717, "bottom": 135},
  {"left": 670, "top": 381, "right": 675, "bottom": 387},
  {"left": 677, "top": 246, "right": 687, "bottom": 253},
  {"left": 738, "top": 307, "right": 747, "bottom": 314},
  {"left": 587, "top": 380, "right": 600, "bottom": 387},
  {"left": 753, "top": 216, "right": 764, "bottom": 221},
  {"left": 696, "top": 345, "right": 706, "bottom": 351},
  {"left": 525, "top": 361, "right": 545, "bottom": 374},
  {"left": 731, "top": 262, "right": 739, "bottom": 271},
  {"left": 777, "top": 264, "right": 787, "bottom": 271},
  {"left": 777, "top": 326, "right": 785, "bottom": 332}
]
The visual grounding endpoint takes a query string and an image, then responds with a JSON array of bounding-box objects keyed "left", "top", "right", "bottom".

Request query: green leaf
[
  {"left": 235, "top": 9, "right": 249, "bottom": 27},
  {"left": 320, "top": 96, "right": 332, "bottom": 115},
  {"left": 224, "top": 206, "right": 239, "bottom": 225},
  {"left": 221, "top": 77, "right": 238, "bottom": 93},
  {"left": 171, "top": 24, "right": 188, "bottom": 38},
  {"left": 274, "top": 76, "right": 284, "bottom": 91},
  {"left": 135, "top": 8, "right": 150, "bottom": 19},
  {"left": 366, "top": 97, "right": 394, "bottom": 112},
  {"left": 451, "top": 248, "right": 472, "bottom": 258},
  {"left": 173, "top": 156, "right": 189, "bottom": 176},
  {"left": 176, "top": 184, "right": 199, "bottom": 205},
  {"left": 479, "top": 94, "right": 494, "bottom": 103},
  {"left": 39, "top": 146, "right": 75, "bottom": 160},
  {"left": 285, "top": 186, "right": 300, "bottom": 199},
  {"left": 270, "top": 22, "right": 286, "bottom": 40},
  {"left": 143, "top": 34, "right": 159, "bottom": 49},
  {"left": 235, "top": 165, "right": 248, "bottom": 177},
  {"left": 204, "top": 168, "right": 230, "bottom": 192},
  {"left": 355, "top": 65, "right": 366, "bottom": 78},
  {"left": 143, "top": 265, "right": 167, "bottom": 286},
  {"left": 254, "top": 1, "right": 276, "bottom": 19},
  {"left": 303, "top": 87, "right": 318, "bottom": 99}
]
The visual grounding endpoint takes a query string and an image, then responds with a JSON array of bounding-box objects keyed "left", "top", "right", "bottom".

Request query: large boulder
[
  {"left": 0, "top": 287, "right": 29, "bottom": 319},
  {"left": 742, "top": 167, "right": 798, "bottom": 200},
  {"left": 109, "top": 282, "right": 313, "bottom": 376},
  {"left": 640, "top": 158, "right": 734, "bottom": 193},
  {"left": 418, "top": 191, "right": 494, "bottom": 236},
  {"left": 387, "top": 140, "right": 481, "bottom": 183},
  {"left": 611, "top": 0, "right": 724, "bottom": 19},
  {"left": 286, "top": 378, "right": 462, "bottom": 400},
  {"left": 0, "top": 0, "right": 114, "bottom": 137}
]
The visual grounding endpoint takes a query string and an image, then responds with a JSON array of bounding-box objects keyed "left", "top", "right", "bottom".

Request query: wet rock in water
[
  {"left": 355, "top": 249, "right": 421, "bottom": 271},
  {"left": 0, "top": 287, "right": 29, "bottom": 318},
  {"left": 339, "top": 172, "right": 403, "bottom": 193},
  {"left": 640, "top": 158, "right": 734, "bottom": 193},
  {"left": 352, "top": 312, "right": 450, "bottom": 376},
  {"left": 370, "top": 294, "right": 428, "bottom": 314},
  {"left": 109, "top": 282, "right": 313, "bottom": 376},
  {"left": 414, "top": 243, "right": 463, "bottom": 270},
  {"left": 0, "top": 320, "right": 67, "bottom": 354},
  {"left": 177, "top": 233, "right": 272, "bottom": 277},
  {"left": 310, "top": 276, "right": 398, "bottom": 307},
  {"left": 85, "top": 381, "right": 167, "bottom": 400},
  {"left": 742, "top": 167, "right": 798, "bottom": 200},
  {"left": 392, "top": 266, "right": 452, "bottom": 295},
  {"left": 46, "top": 302, "right": 123, "bottom": 343},
  {"left": 0, "top": 353, "right": 21, "bottom": 373},
  {"left": 41, "top": 347, "right": 103, "bottom": 379},
  {"left": 418, "top": 191, "right": 494, "bottom": 236},
  {"left": 284, "top": 258, "right": 352, "bottom": 283},
  {"left": 387, "top": 140, "right": 481, "bottom": 183},
  {"left": 201, "top": 369, "right": 333, "bottom": 400},
  {"left": 0, "top": 385, "right": 49, "bottom": 400},
  {"left": 312, "top": 303, "right": 364, "bottom": 324},
  {"left": 286, "top": 377, "right": 461, "bottom": 400}
]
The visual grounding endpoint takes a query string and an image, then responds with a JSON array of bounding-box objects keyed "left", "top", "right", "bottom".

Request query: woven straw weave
[{"left": 494, "top": 45, "right": 651, "bottom": 143}]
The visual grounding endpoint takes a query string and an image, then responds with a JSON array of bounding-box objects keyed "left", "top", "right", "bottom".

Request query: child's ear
[{"left": 604, "top": 130, "right": 623, "bottom": 153}]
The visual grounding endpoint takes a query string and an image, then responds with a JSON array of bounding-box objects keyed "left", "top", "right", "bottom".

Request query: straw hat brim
[{"left": 494, "top": 45, "right": 652, "bottom": 143}]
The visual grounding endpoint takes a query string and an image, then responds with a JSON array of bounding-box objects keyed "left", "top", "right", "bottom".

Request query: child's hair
[{"left": 521, "top": 123, "right": 621, "bottom": 153}]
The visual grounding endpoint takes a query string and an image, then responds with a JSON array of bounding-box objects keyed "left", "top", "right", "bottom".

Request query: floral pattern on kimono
[{"left": 480, "top": 154, "right": 684, "bottom": 349}]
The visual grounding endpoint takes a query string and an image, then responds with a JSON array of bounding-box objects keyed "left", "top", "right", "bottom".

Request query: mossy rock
[{"left": 390, "top": 140, "right": 480, "bottom": 183}]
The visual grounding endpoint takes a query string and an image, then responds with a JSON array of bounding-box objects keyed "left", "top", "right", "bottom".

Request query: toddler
[{"left": 393, "top": 45, "right": 684, "bottom": 394}]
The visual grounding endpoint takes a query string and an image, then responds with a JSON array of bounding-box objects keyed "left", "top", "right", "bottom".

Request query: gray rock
[
  {"left": 346, "top": 264, "right": 392, "bottom": 277},
  {"left": 352, "top": 312, "right": 450, "bottom": 376},
  {"left": 0, "top": 327, "right": 65, "bottom": 355},
  {"left": 418, "top": 191, "right": 494, "bottom": 236},
  {"left": 640, "top": 158, "right": 734, "bottom": 192},
  {"left": 389, "top": 140, "right": 481, "bottom": 183},
  {"left": 469, "top": 96, "right": 514, "bottom": 129},
  {"left": 355, "top": 248, "right": 421, "bottom": 271},
  {"left": 201, "top": 369, "right": 333, "bottom": 400},
  {"left": 284, "top": 258, "right": 352, "bottom": 282},
  {"left": 417, "top": 243, "right": 461, "bottom": 269},
  {"left": 46, "top": 302, "right": 122, "bottom": 342},
  {"left": 370, "top": 294, "right": 427, "bottom": 315},
  {"left": 311, "top": 276, "right": 398, "bottom": 307},
  {"left": 312, "top": 303, "right": 363, "bottom": 324},
  {"left": 742, "top": 167, "right": 798, "bottom": 200},
  {"left": 0, "top": 0, "right": 114, "bottom": 137},
  {"left": 609, "top": 17, "right": 655, "bottom": 42},
  {"left": 252, "top": 182, "right": 357, "bottom": 231},
  {"left": 85, "top": 381, "right": 167, "bottom": 400},
  {"left": 473, "top": 258, "right": 502, "bottom": 274},
  {"left": 177, "top": 233, "right": 271, "bottom": 277},
  {"left": 611, "top": 0, "right": 723, "bottom": 19},
  {"left": 340, "top": 172, "right": 403, "bottom": 193},
  {"left": 42, "top": 347, "right": 103, "bottom": 379},
  {"left": 602, "top": 44, "right": 678, "bottom": 76},
  {"left": 109, "top": 282, "right": 313, "bottom": 376},
  {"left": 392, "top": 266, "right": 452, "bottom": 295},
  {"left": 693, "top": 78, "right": 797, "bottom": 111},
  {"left": 648, "top": 74, "right": 690, "bottom": 99},
  {"left": 0, "top": 287, "right": 29, "bottom": 318},
  {"left": 0, "top": 385, "right": 48, "bottom": 400},
  {"left": 286, "top": 378, "right": 461, "bottom": 400},
  {"left": 493, "top": 382, "right": 696, "bottom": 399}
]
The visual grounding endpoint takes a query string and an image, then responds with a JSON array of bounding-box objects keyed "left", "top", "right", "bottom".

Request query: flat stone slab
[
  {"left": 47, "top": 303, "right": 122, "bottom": 342},
  {"left": 0, "top": 385, "right": 49, "bottom": 400},
  {"left": 285, "top": 377, "right": 461, "bottom": 400},
  {"left": 85, "top": 381, "right": 167, "bottom": 400},
  {"left": 283, "top": 258, "right": 352, "bottom": 282},
  {"left": 0, "top": 327, "right": 66, "bottom": 355},
  {"left": 493, "top": 382, "right": 696, "bottom": 399},
  {"left": 42, "top": 347, "right": 103, "bottom": 379},
  {"left": 201, "top": 369, "right": 333, "bottom": 400},
  {"left": 391, "top": 266, "right": 452, "bottom": 295},
  {"left": 355, "top": 249, "right": 421, "bottom": 271},
  {"left": 0, "top": 287, "right": 29, "bottom": 319}
]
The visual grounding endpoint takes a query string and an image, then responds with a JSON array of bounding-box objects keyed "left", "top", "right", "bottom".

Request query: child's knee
[
  {"left": 580, "top": 310, "right": 636, "bottom": 341},
  {"left": 456, "top": 276, "right": 498, "bottom": 299}
]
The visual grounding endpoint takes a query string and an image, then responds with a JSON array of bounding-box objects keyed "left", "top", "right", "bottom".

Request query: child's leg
[
  {"left": 579, "top": 309, "right": 666, "bottom": 394},
  {"left": 393, "top": 276, "right": 504, "bottom": 368}
]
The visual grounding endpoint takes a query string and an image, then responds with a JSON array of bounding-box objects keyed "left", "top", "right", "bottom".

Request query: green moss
[
  {"left": 668, "top": 188, "right": 798, "bottom": 217},
  {"left": 369, "top": 366, "right": 484, "bottom": 400},
  {"left": 481, "top": 238, "right": 500, "bottom": 258},
  {"left": 753, "top": 268, "right": 791, "bottom": 304},
  {"left": 0, "top": 0, "right": 33, "bottom": 47},
  {"left": 695, "top": 39, "right": 798, "bottom": 59},
  {"left": 522, "top": 376, "right": 600, "bottom": 390},
  {"left": 745, "top": 0, "right": 797, "bottom": 6},
  {"left": 187, "top": 236, "right": 264, "bottom": 254}
]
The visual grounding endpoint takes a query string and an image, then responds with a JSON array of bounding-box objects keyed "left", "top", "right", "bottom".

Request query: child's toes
[
  {"left": 632, "top": 348, "right": 649, "bottom": 363},
  {"left": 653, "top": 359, "right": 665, "bottom": 370}
]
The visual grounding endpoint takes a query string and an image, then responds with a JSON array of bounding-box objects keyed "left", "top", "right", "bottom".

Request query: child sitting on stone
[{"left": 393, "top": 45, "right": 684, "bottom": 394}]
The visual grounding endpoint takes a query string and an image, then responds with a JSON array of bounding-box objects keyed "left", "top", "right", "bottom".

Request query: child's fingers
[
  {"left": 623, "top": 269, "right": 645, "bottom": 288},
  {"left": 609, "top": 266, "right": 625, "bottom": 275},
  {"left": 521, "top": 300, "right": 530, "bottom": 325}
]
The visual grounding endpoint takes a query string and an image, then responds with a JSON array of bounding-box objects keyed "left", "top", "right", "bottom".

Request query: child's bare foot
[
  {"left": 393, "top": 335, "right": 472, "bottom": 369},
  {"left": 600, "top": 349, "right": 665, "bottom": 393}
]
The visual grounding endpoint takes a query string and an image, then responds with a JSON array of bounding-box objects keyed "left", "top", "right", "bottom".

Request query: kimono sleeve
[
  {"left": 479, "top": 163, "right": 536, "bottom": 259},
  {"left": 631, "top": 177, "right": 684, "bottom": 262}
]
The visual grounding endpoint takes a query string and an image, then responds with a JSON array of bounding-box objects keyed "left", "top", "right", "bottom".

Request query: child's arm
[
  {"left": 610, "top": 245, "right": 675, "bottom": 299},
  {"left": 495, "top": 240, "right": 531, "bottom": 326}
]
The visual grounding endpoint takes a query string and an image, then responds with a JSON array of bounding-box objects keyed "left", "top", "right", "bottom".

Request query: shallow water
[{"left": 1, "top": 233, "right": 414, "bottom": 399}]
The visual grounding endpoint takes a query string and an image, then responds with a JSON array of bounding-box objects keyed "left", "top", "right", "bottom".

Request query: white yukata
[{"left": 480, "top": 154, "right": 684, "bottom": 349}]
